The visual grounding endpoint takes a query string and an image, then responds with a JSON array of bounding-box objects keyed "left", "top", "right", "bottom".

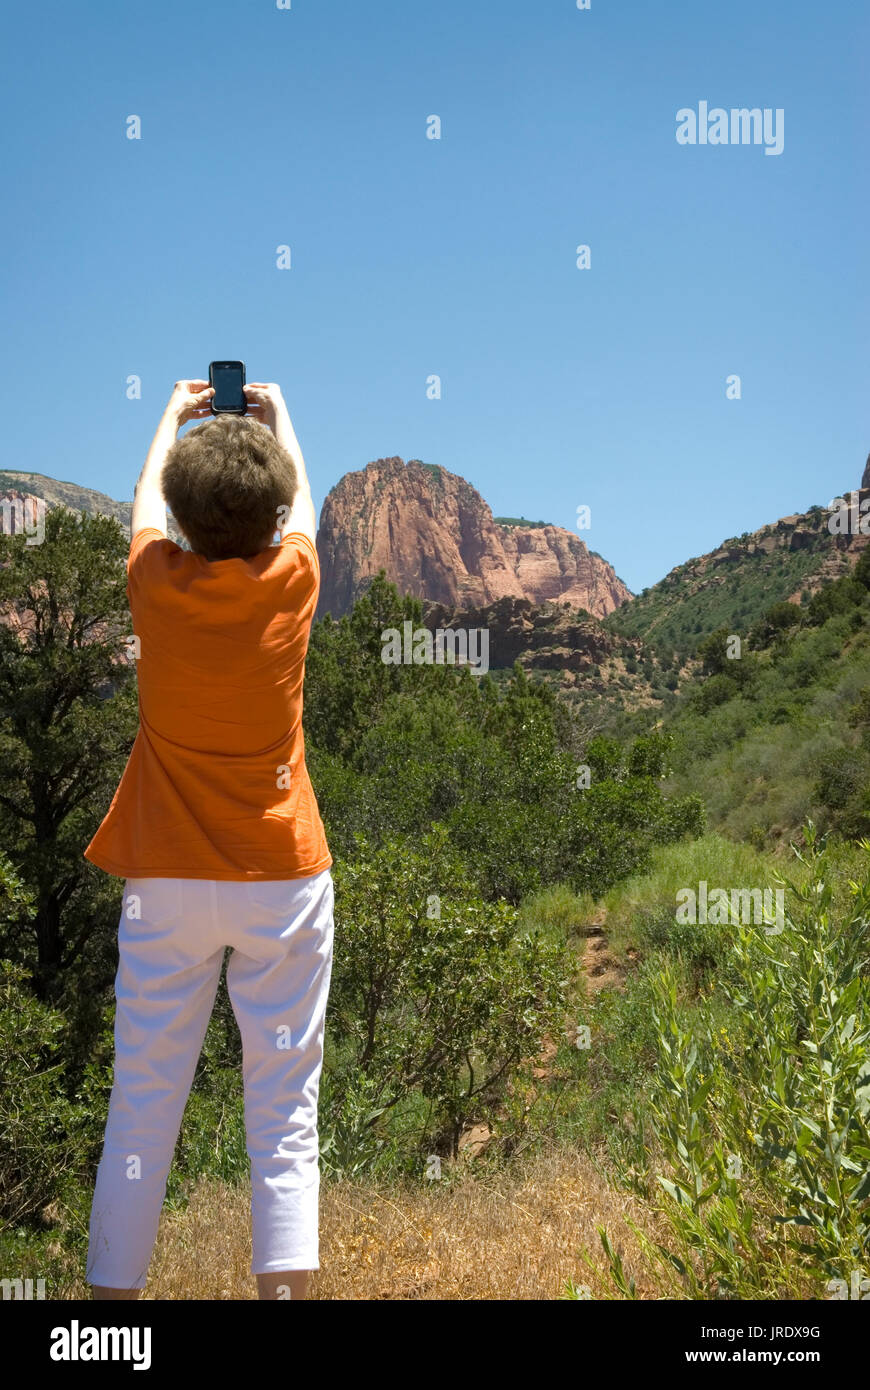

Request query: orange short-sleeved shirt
[{"left": 83, "top": 526, "right": 332, "bottom": 881}]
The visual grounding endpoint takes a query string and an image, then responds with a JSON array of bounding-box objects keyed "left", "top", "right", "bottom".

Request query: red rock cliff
[{"left": 315, "top": 458, "right": 632, "bottom": 619}]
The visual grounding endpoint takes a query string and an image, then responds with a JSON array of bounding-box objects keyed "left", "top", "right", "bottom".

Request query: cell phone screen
[{"left": 210, "top": 364, "right": 246, "bottom": 413}]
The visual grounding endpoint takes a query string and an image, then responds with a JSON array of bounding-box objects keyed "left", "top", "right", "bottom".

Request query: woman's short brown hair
[{"left": 161, "top": 415, "right": 298, "bottom": 561}]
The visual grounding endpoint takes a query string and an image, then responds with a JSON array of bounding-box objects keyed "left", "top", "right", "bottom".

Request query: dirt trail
[
  {"left": 581, "top": 905, "right": 626, "bottom": 994},
  {"left": 454, "top": 903, "right": 627, "bottom": 1160}
]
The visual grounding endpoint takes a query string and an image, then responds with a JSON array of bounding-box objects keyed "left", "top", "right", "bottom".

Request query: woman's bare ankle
[{"left": 257, "top": 1270, "right": 309, "bottom": 1300}]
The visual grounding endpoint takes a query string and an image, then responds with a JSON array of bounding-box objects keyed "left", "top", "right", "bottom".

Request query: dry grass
[{"left": 64, "top": 1145, "right": 665, "bottom": 1300}]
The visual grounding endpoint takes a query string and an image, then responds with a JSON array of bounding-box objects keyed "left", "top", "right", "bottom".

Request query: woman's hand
[
  {"left": 166, "top": 379, "right": 215, "bottom": 427},
  {"left": 244, "top": 381, "right": 313, "bottom": 535},
  {"left": 243, "top": 382, "right": 288, "bottom": 434}
]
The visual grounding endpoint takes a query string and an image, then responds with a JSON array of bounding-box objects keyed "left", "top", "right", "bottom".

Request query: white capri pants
[{"left": 86, "top": 869, "right": 334, "bottom": 1290}]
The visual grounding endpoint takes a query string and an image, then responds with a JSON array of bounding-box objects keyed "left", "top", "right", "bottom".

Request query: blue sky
[{"left": 2, "top": 0, "right": 867, "bottom": 593}]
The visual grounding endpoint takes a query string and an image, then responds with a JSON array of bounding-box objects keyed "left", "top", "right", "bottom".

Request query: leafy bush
[
  {"left": 326, "top": 826, "right": 572, "bottom": 1160},
  {"left": 814, "top": 746, "right": 866, "bottom": 810},
  {"left": 0, "top": 961, "right": 81, "bottom": 1224},
  {"left": 631, "top": 828, "right": 870, "bottom": 1297}
]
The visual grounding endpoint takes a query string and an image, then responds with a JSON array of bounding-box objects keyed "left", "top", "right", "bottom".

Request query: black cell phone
[{"left": 208, "top": 361, "right": 247, "bottom": 414}]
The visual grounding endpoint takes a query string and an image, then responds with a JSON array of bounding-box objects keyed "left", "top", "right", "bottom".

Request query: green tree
[
  {"left": 748, "top": 600, "right": 802, "bottom": 650},
  {"left": 305, "top": 571, "right": 425, "bottom": 758},
  {"left": 0, "top": 508, "right": 137, "bottom": 1002}
]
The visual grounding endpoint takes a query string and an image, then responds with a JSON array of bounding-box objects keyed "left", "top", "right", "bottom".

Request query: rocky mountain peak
[{"left": 315, "top": 457, "right": 631, "bottom": 619}]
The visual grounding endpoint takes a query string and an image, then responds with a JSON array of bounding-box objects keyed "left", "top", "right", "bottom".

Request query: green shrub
[
  {"left": 326, "top": 825, "right": 572, "bottom": 1160},
  {"left": 814, "top": 747, "right": 866, "bottom": 810},
  {"left": 0, "top": 961, "right": 81, "bottom": 1224},
  {"left": 630, "top": 827, "right": 870, "bottom": 1298},
  {"left": 689, "top": 673, "right": 740, "bottom": 714}
]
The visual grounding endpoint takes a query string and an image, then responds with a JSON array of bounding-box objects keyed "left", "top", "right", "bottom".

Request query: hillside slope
[
  {"left": 0, "top": 470, "right": 186, "bottom": 544},
  {"left": 604, "top": 468, "right": 869, "bottom": 658}
]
